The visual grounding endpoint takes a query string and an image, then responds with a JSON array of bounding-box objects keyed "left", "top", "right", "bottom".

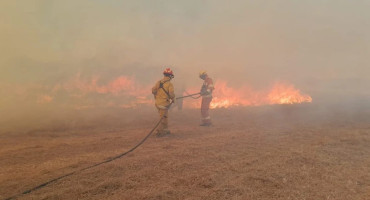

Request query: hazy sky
[{"left": 1, "top": 0, "right": 370, "bottom": 114}]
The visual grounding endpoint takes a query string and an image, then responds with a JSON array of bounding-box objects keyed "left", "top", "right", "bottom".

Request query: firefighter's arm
[
  {"left": 169, "top": 83, "right": 176, "bottom": 103},
  {"left": 207, "top": 79, "right": 215, "bottom": 93},
  {"left": 152, "top": 81, "right": 159, "bottom": 96}
]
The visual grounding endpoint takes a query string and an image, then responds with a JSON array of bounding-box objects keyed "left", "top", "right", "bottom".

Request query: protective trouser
[
  {"left": 156, "top": 106, "right": 169, "bottom": 132},
  {"left": 201, "top": 97, "right": 212, "bottom": 124}
]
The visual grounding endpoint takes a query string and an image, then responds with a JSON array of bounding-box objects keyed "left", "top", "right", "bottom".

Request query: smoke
[{"left": 1, "top": 0, "right": 369, "bottom": 133}]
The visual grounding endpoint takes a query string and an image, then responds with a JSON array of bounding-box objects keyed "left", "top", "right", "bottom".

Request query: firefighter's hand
[{"left": 201, "top": 90, "right": 210, "bottom": 96}]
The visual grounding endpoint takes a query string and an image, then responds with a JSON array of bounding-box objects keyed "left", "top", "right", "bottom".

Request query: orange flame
[
  {"left": 53, "top": 75, "right": 153, "bottom": 109},
  {"left": 53, "top": 75, "right": 312, "bottom": 109},
  {"left": 267, "top": 82, "right": 313, "bottom": 105},
  {"left": 184, "top": 81, "right": 312, "bottom": 109},
  {"left": 62, "top": 75, "right": 148, "bottom": 97}
]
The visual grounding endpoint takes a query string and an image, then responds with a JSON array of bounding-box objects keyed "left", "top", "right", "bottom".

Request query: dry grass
[{"left": 1, "top": 105, "right": 369, "bottom": 199}]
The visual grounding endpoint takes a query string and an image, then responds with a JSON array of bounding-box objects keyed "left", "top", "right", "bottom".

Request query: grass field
[{"left": 1, "top": 104, "right": 369, "bottom": 199}]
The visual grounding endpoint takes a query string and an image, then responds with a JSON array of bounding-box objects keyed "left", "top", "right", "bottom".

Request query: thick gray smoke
[{"left": 1, "top": 0, "right": 369, "bottom": 133}]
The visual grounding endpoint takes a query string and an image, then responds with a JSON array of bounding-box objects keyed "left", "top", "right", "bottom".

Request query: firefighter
[
  {"left": 199, "top": 71, "right": 214, "bottom": 126},
  {"left": 152, "top": 68, "right": 176, "bottom": 136}
]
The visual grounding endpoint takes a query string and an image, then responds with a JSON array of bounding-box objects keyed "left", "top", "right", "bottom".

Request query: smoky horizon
[{"left": 1, "top": 0, "right": 369, "bottom": 133}]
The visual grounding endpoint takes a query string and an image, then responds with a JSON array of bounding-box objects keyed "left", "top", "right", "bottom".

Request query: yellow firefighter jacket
[{"left": 152, "top": 76, "right": 175, "bottom": 109}]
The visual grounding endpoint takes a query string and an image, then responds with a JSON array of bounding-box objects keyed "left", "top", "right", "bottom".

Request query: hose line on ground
[
  {"left": 5, "top": 118, "right": 163, "bottom": 200},
  {"left": 5, "top": 92, "right": 201, "bottom": 200}
]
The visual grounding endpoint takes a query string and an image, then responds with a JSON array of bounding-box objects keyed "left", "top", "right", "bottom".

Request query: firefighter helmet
[
  {"left": 163, "top": 68, "right": 174, "bottom": 78},
  {"left": 199, "top": 70, "right": 207, "bottom": 78}
]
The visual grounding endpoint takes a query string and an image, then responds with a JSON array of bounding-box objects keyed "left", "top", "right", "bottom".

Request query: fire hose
[
  {"left": 180, "top": 92, "right": 202, "bottom": 100},
  {"left": 5, "top": 92, "right": 202, "bottom": 200}
]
